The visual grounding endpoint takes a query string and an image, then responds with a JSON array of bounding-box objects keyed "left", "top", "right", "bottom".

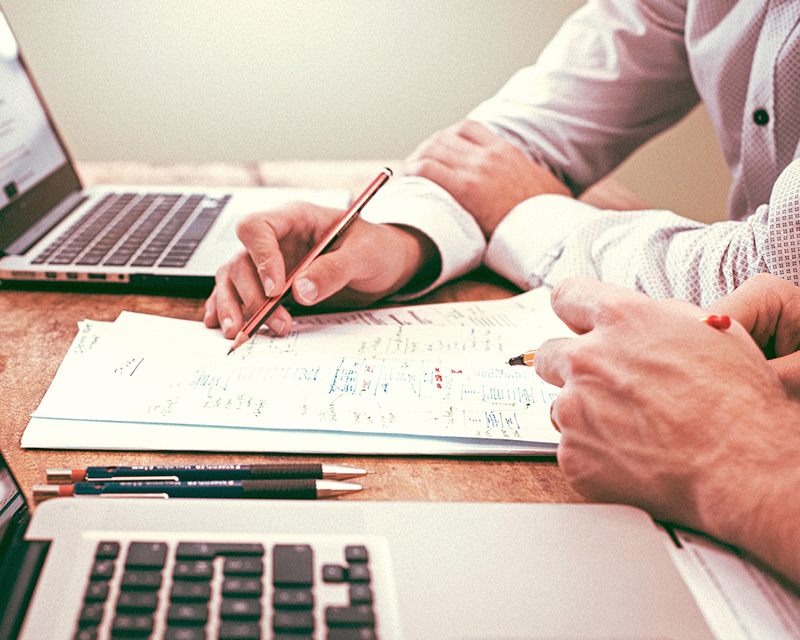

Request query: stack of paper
[{"left": 23, "top": 287, "right": 573, "bottom": 455}]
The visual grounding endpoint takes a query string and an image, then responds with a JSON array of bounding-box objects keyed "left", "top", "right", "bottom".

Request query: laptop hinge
[
  {"left": 0, "top": 522, "right": 50, "bottom": 640},
  {"left": 4, "top": 193, "right": 87, "bottom": 256}
]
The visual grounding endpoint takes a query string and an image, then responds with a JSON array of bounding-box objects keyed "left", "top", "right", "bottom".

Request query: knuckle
[
  {"left": 322, "top": 256, "right": 350, "bottom": 285},
  {"left": 556, "top": 444, "right": 581, "bottom": 485},
  {"left": 595, "top": 298, "right": 636, "bottom": 327},
  {"left": 455, "top": 119, "right": 475, "bottom": 135},
  {"left": 235, "top": 213, "right": 264, "bottom": 241},
  {"left": 411, "top": 158, "right": 436, "bottom": 178},
  {"left": 562, "top": 347, "right": 595, "bottom": 378},
  {"left": 483, "top": 146, "right": 505, "bottom": 165},
  {"left": 748, "top": 272, "right": 774, "bottom": 286}
]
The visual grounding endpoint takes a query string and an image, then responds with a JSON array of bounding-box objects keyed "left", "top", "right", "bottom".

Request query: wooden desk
[{"left": 1, "top": 161, "right": 645, "bottom": 508}]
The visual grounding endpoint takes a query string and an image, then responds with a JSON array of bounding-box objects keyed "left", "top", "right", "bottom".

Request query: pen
[
  {"left": 227, "top": 167, "right": 394, "bottom": 354},
  {"left": 46, "top": 462, "right": 368, "bottom": 484},
  {"left": 507, "top": 349, "right": 536, "bottom": 367},
  {"left": 508, "top": 314, "right": 733, "bottom": 366},
  {"left": 33, "top": 479, "right": 362, "bottom": 502}
]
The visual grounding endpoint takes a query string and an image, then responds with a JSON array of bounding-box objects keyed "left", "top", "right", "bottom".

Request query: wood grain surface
[{"left": 2, "top": 161, "right": 649, "bottom": 509}]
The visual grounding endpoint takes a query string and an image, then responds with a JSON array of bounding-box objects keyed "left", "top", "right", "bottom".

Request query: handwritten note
[{"left": 28, "top": 287, "right": 572, "bottom": 450}]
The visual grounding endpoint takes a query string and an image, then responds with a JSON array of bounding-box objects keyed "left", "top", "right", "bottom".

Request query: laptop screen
[
  {"left": 0, "top": 450, "right": 27, "bottom": 552},
  {"left": 0, "top": 449, "right": 29, "bottom": 603},
  {"left": 0, "top": 9, "right": 82, "bottom": 253},
  {"left": 0, "top": 15, "right": 68, "bottom": 209}
]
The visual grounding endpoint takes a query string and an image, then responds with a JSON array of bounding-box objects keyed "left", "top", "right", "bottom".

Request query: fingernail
[
  {"left": 295, "top": 278, "right": 318, "bottom": 304},
  {"left": 221, "top": 317, "right": 233, "bottom": 334},
  {"left": 270, "top": 317, "right": 287, "bottom": 335},
  {"left": 263, "top": 277, "right": 276, "bottom": 296}
]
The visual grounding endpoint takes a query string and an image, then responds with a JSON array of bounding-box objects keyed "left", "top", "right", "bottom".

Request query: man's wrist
[
  {"left": 387, "top": 224, "right": 441, "bottom": 297},
  {"left": 695, "top": 400, "right": 800, "bottom": 583}
]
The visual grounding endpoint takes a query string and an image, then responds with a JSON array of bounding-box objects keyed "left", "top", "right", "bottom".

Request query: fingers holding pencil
[{"left": 227, "top": 169, "right": 393, "bottom": 354}]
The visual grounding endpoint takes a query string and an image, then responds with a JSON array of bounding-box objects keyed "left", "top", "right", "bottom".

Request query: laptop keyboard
[
  {"left": 32, "top": 192, "right": 231, "bottom": 269},
  {"left": 73, "top": 538, "right": 387, "bottom": 640}
]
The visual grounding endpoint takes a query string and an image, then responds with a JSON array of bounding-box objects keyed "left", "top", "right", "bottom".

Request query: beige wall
[
  {"left": 614, "top": 106, "right": 732, "bottom": 224},
  {"left": 2, "top": 0, "right": 731, "bottom": 223}
]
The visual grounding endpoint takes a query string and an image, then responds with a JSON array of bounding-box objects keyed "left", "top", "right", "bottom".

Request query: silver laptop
[
  {"left": 0, "top": 9, "right": 349, "bottom": 295},
  {"left": 0, "top": 453, "right": 716, "bottom": 639}
]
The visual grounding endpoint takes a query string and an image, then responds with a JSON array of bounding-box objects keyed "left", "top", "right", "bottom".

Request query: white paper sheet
[
  {"left": 24, "top": 288, "right": 569, "bottom": 454},
  {"left": 663, "top": 528, "right": 800, "bottom": 640}
]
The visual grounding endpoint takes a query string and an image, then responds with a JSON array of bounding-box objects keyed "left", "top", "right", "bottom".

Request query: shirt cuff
[
  {"left": 360, "top": 176, "right": 486, "bottom": 299},
  {"left": 485, "top": 194, "right": 603, "bottom": 290}
]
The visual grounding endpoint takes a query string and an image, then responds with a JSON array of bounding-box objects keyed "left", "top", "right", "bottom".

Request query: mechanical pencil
[
  {"left": 46, "top": 462, "right": 367, "bottom": 483},
  {"left": 33, "top": 479, "right": 361, "bottom": 501}
]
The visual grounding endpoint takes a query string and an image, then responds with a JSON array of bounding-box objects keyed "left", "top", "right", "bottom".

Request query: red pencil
[{"left": 228, "top": 168, "right": 393, "bottom": 354}]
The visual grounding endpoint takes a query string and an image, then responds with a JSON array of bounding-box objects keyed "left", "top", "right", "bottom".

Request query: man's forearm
[
  {"left": 485, "top": 195, "right": 769, "bottom": 306},
  {"left": 695, "top": 401, "right": 800, "bottom": 586}
]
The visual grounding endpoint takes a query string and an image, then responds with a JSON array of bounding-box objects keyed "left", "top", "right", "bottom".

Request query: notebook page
[{"left": 32, "top": 290, "right": 570, "bottom": 444}]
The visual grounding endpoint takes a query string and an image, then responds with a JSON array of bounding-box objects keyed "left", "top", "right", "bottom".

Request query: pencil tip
[
  {"left": 227, "top": 331, "right": 248, "bottom": 355},
  {"left": 508, "top": 355, "right": 524, "bottom": 366}
]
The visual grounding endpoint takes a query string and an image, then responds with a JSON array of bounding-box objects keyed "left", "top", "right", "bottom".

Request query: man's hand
[
  {"left": 534, "top": 275, "right": 800, "bottom": 586},
  {"left": 204, "top": 201, "right": 437, "bottom": 338},
  {"left": 403, "top": 120, "right": 571, "bottom": 238},
  {"left": 709, "top": 272, "right": 800, "bottom": 398}
]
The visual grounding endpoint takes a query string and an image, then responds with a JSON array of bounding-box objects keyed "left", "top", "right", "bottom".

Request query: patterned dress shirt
[{"left": 362, "top": 0, "right": 800, "bottom": 306}]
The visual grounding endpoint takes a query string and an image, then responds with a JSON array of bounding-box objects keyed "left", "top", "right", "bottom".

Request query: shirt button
[{"left": 753, "top": 109, "right": 770, "bottom": 126}]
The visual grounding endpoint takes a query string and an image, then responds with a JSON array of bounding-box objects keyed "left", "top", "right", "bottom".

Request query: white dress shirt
[{"left": 362, "top": 0, "right": 800, "bottom": 306}]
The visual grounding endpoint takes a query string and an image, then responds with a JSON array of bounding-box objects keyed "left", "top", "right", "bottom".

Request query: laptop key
[
  {"left": 220, "top": 598, "right": 262, "bottom": 620},
  {"left": 84, "top": 581, "right": 110, "bottom": 602},
  {"left": 325, "top": 605, "right": 375, "bottom": 627},
  {"left": 218, "top": 621, "right": 261, "bottom": 640},
  {"left": 120, "top": 570, "right": 162, "bottom": 591},
  {"left": 326, "top": 629, "right": 377, "bottom": 640},
  {"left": 167, "top": 602, "right": 209, "bottom": 625},
  {"left": 111, "top": 612, "right": 154, "bottom": 637},
  {"left": 73, "top": 628, "right": 99, "bottom": 640},
  {"left": 95, "top": 541, "right": 121, "bottom": 559},
  {"left": 214, "top": 543, "right": 265, "bottom": 556},
  {"left": 349, "top": 584, "right": 373, "bottom": 605},
  {"left": 344, "top": 545, "right": 369, "bottom": 563},
  {"left": 273, "top": 610, "right": 315, "bottom": 633},
  {"left": 322, "top": 564, "right": 346, "bottom": 583},
  {"left": 222, "top": 576, "right": 263, "bottom": 597},
  {"left": 170, "top": 581, "right": 212, "bottom": 602},
  {"left": 273, "top": 544, "right": 313, "bottom": 586},
  {"left": 78, "top": 602, "right": 104, "bottom": 626},
  {"left": 90, "top": 559, "right": 116, "bottom": 580},
  {"left": 164, "top": 629, "right": 207, "bottom": 640},
  {"left": 116, "top": 591, "right": 159, "bottom": 612},
  {"left": 175, "top": 542, "right": 264, "bottom": 559},
  {"left": 125, "top": 541, "right": 168, "bottom": 568},
  {"left": 273, "top": 587, "right": 314, "bottom": 609},
  {"left": 223, "top": 556, "right": 263, "bottom": 576},
  {"left": 347, "top": 564, "right": 371, "bottom": 583},
  {"left": 173, "top": 559, "right": 214, "bottom": 580}
]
